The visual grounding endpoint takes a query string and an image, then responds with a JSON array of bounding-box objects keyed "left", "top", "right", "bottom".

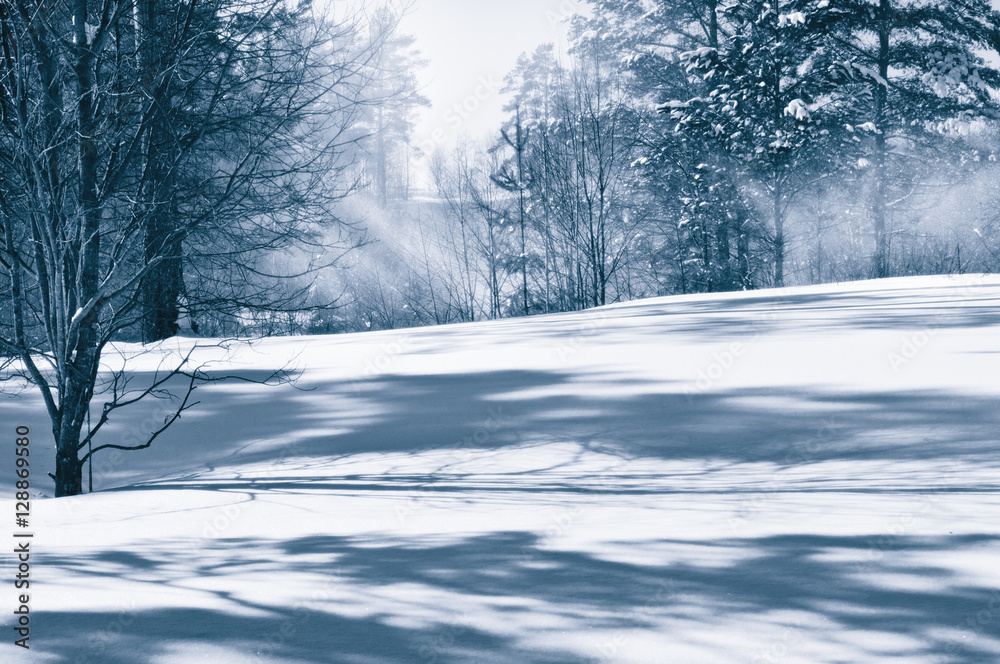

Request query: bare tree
[
  {"left": 0, "top": 0, "right": 392, "bottom": 496},
  {"left": 432, "top": 142, "right": 514, "bottom": 320}
]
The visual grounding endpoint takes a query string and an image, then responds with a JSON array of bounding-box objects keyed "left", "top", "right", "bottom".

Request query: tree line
[{"left": 329, "top": 0, "right": 1000, "bottom": 332}]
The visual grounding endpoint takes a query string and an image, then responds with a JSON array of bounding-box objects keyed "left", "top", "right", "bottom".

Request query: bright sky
[{"left": 400, "top": 0, "right": 587, "bottom": 158}]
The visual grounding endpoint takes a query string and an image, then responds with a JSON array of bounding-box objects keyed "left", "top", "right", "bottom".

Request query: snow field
[{"left": 2, "top": 274, "right": 1000, "bottom": 663}]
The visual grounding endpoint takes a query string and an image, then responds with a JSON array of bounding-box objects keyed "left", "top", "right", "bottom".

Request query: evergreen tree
[
  {"left": 362, "top": 6, "right": 429, "bottom": 208},
  {"left": 823, "top": 0, "right": 1000, "bottom": 277},
  {"left": 663, "top": 0, "right": 854, "bottom": 286},
  {"left": 586, "top": 0, "right": 762, "bottom": 292}
]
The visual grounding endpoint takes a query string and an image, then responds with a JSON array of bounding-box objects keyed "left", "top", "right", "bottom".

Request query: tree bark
[
  {"left": 871, "top": 0, "right": 891, "bottom": 278},
  {"left": 56, "top": 0, "right": 104, "bottom": 497},
  {"left": 771, "top": 0, "right": 785, "bottom": 287},
  {"left": 773, "top": 180, "right": 784, "bottom": 287},
  {"left": 139, "top": 0, "right": 182, "bottom": 342},
  {"left": 736, "top": 207, "right": 751, "bottom": 288}
]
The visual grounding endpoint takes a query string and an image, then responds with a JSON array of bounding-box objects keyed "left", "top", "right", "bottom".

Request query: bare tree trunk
[
  {"left": 54, "top": 0, "right": 105, "bottom": 497},
  {"left": 376, "top": 105, "right": 388, "bottom": 207},
  {"left": 708, "top": 0, "right": 730, "bottom": 290},
  {"left": 514, "top": 109, "right": 530, "bottom": 315},
  {"left": 716, "top": 215, "right": 731, "bottom": 289},
  {"left": 488, "top": 218, "right": 501, "bottom": 318},
  {"left": 674, "top": 219, "right": 688, "bottom": 294},
  {"left": 872, "top": 0, "right": 891, "bottom": 278},
  {"left": 764, "top": 0, "right": 786, "bottom": 288},
  {"left": 773, "top": 180, "right": 784, "bottom": 287},
  {"left": 816, "top": 227, "right": 824, "bottom": 282},
  {"left": 139, "top": 0, "right": 182, "bottom": 342},
  {"left": 736, "top": 207, "right": 751, "bottom": 288}
]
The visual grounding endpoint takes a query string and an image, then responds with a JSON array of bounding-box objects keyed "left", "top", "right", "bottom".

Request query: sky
[
  {"left": 400, "top": 0, "right": 587, "bottom": 159},
  {"left": 398, "top": 0, "right": 1000, "bottom": 183}
]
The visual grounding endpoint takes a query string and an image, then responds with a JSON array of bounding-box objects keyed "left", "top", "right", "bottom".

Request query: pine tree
[
  {"left": 588, "top": 0, "right": 766, "bottom": 292},
  {"left": 822, "top": 0, "right": 1000, "bottom": 277},
  {"left": 664, "top": 0, "right": 855, "bottom": 286},
  {"left": 363, "top": 7, "right": 429, "bottom": 208}
]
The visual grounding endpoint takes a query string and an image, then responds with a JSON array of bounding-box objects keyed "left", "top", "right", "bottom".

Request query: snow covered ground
[{"left": 3, "top": 274, "right": 1000, "bottom": 663}]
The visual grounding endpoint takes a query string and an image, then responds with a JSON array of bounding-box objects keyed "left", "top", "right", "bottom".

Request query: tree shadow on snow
[
  {"left": 2, "top": 363, "right": 998, "bottom": 499},
  {"left": 87, "top": 366, "right": 1000, "bottom": 492},
  {"left": 30, "top": 530, "right": 1000, "bottom": 663}
]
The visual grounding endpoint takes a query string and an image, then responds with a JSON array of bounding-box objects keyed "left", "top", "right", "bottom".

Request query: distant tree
[
  {"left": 577, "top": 0, "right": 763, "bottom": 292},
  {"left": 663, "top": 0, "right": 857, "bottom": 286},
  {"left": 432, "top": 142, "right": 515, "bottom": 319},
  {"left": 360, "top": 4, "right": 429, "bottom": 207},
  {"left": 821, "top": 0, "right": 1000, "bottom": 277},
  {"left": 492, "top": 105, "right": 533, "bottom": 316},
  {"left": 129, "top": 0, "right": 379, "bottom": 342},
  {"left": 431, "top": 142, "right": 486, "bottom": 321},
  {"left": 560, "top": 21, "right": 650, "bottom": 306},
  {"left": 501, "top": 45, "right": 584, "bottom": 310}
]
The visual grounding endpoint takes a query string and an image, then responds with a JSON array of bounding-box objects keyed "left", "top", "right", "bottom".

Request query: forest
[
  {"left": 324, "top": 0, "right": 1000, "bottom": 333},
  {"left": 5, "top": 1, "right": 1000, "bottom": 339}
]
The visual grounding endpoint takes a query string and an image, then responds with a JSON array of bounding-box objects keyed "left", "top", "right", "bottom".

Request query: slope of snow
[{"left": 2, "top": 274, "right": 1000, "bottom": 663}]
